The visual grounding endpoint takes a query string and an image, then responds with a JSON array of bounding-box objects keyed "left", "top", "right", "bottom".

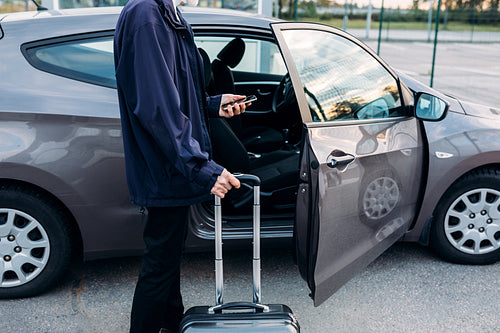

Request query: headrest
[{"left": 217, "top": 38, "right": 245, "bottom": 69}]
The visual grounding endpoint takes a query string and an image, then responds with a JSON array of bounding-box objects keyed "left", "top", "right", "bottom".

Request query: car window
[
  {"left": 281, "top": 29, "right": 405, "bottom": 122},
  {"left": 195, "top": 36, "right": 286, "bottom": 75},
  {"left": 23, "top": 36, "right": 116, "bottom": 88}
]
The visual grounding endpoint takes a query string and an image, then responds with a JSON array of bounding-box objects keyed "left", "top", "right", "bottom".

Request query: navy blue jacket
[{"left": 114, "top": 0, "right": 224, "bottom": 207}]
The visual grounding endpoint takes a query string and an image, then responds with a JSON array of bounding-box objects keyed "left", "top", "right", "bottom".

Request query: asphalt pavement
[
  {"left": 0, "top": 243, "right": 498, "bottom": 332},
  {"left": 363, "top": 41, "right": 500, "bottom": 108},
  {"left": 1, "top": 41, "right": 500, "bottom": 332}
]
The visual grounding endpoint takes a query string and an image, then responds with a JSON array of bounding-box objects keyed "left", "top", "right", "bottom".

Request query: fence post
[
  {"left": 343, "top": 0, "right": 348, "bottom": 30},
  {"left": 471, "top": 8, "right": 476, "bottom": 42},
  {"left": 366, "top": 1, "right": 372, "bottom": 39},
  {"left": 294, "top": 0, "right": 298, "bottom": 21},
  {"left": 427, "top": 1, "right": 434, "bottom": 42},
  {"left": 430, "top": 0, "right": 443, "bottom": 87},
  {"left": 386, "top": 8, "right": 391, "bottom": 41},
  {"left": 377, "top": 0, "right": 384, "bottom": 55}
]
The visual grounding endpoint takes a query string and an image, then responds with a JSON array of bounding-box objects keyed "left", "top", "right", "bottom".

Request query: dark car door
[{"left": 271, "top": 22, "right": 425, "bottom": 306}]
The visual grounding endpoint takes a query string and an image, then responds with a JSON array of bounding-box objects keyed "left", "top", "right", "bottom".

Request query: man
[{"left": 114, "top": 0, "right": 248, "bottom": 332}]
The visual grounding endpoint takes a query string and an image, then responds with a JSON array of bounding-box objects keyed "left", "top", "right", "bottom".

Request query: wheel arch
[
  {"left": 426, "top": 165, "right": 500, "bottom": 264},
  {"left": 406, "top": 159, "right": 500, "bottom": 244},
  {"left": 0, "top": 175, "right": 84, "bottom": 263}
]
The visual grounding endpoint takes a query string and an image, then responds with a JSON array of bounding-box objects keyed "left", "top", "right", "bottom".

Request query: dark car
[{"left": 0, "top": 7, "right": 499, "bottom": 303}]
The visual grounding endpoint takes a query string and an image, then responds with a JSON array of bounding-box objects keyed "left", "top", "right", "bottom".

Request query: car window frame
[
  {"left": 194, "top": 33, "right": 286, "bottom": 76},
  {"left": 20, "top": 30, "right": 116, "bottom": 89},
  {"left": 192, "top": 26, "right": 279, "bottom": 60},
  {"left": 271, "top": 22, "right": 413, "bottom": 127}
]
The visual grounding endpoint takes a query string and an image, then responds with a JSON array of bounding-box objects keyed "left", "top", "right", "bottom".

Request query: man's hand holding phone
[{"left": 219, "top": 94, "right": 256, "bottom": 118}]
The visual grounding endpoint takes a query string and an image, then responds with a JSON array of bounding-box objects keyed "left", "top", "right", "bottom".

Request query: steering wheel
[{"left": 271, "top": 73, "right": 290, "bottom": 114}]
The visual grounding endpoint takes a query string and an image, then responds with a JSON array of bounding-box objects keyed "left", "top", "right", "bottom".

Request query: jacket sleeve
[
  {"left": 117, "top": 22, "right": 223, "bottom": 191},
  {"left": 207, "top": 94, "right": 222, "bottom": 118}
]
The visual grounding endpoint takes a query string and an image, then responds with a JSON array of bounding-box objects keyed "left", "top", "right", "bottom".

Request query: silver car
[{"left": 0, "top": 7, "right": 499, "bottom": 304}]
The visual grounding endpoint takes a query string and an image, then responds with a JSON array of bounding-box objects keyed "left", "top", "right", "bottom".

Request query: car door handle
[
  {"left": 256, "top": 89, "right": 272, "bottom": 96},
  {"left": 326, "top": 150, "right": 355, "bottom": 168}
]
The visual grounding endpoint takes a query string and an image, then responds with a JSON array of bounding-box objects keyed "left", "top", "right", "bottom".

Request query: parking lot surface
[
  {"left": 1, "top": 41, "right": 500, "bottom": 332},
  {"left": 365, "top": 41, "right": 500, "bottom": 107},
  {"left": 0, "top": 243, "right": 499, "bottom": 332}
]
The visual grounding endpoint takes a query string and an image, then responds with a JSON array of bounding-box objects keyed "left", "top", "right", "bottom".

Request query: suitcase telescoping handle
[{"left": 213, "top": 174, "right": 263, "bottom": 309}]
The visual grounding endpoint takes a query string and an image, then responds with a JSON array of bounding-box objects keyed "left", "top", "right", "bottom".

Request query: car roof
[{"left": 0, "top": 6, "right": 279, "bottom": 41}]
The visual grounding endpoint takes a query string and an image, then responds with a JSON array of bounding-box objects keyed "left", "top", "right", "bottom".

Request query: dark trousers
[{"left": 130, "top": 206, "right": 189, "bottom": 333}]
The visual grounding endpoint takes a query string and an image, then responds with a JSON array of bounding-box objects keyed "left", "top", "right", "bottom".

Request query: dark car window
[
  {"left": 23, "top": 35, "right": 116, "bottom": 88},
  {"left": 195, "top": 36, "right": 286, "bottom": 75},
  {"left": 281, "top": 29, "right": 405, "bottom": 122}
]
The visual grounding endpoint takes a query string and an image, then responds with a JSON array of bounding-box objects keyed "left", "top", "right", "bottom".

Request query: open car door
[{"left": 271, "top": 22, "right": 425, "bottom": 306}]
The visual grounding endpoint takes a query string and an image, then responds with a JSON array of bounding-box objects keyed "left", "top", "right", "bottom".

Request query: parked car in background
[{"left": 0, "top": 6, "right": 499, "bottom": 303}]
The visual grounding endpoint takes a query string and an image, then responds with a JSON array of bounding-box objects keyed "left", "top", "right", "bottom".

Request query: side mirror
[{"left": 414, "top": 92, "right": 449, "bottom": 121}]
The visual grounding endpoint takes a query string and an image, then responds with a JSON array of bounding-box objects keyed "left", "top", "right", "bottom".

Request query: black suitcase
[{"left": 179, "top": 174, "right": 300, "bottom": 332}]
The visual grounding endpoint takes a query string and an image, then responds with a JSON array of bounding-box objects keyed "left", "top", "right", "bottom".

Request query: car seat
[
  {"left": 210, "top": 38, "right": 285, "bottom": 154},
  {"left": 200, "top": 47, "right": 299, "bottom": 210},
  {"left": 209, "top": 117, "right": 299, "bottom": 210}
]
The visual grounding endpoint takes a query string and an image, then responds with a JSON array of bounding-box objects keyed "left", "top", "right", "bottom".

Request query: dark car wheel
[
  {"left": 0, "top": 184, "right": 73, "bottom": 298},
  {"left": 431, "top": 168, "right": 500, "bottom": 265}
]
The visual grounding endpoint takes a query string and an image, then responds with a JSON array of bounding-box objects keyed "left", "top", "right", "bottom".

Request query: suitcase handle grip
[
  {"left": 209, "top": 302, "right": 270, "bottom": 314},
  {"left": 234, "top": 173, "right": 261, "bottom": 186},
  {"left": 214, "top": 174, "right": 262, "bottom": 306}
]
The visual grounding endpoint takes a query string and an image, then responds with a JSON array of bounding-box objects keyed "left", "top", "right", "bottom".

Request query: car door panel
[
  {"left": 233, "top": 71, "right": 282, "bottom": 106},
  {"left": 301, "top": 119, "right": 423, "bottom": 306},
  {"left": 233, "top": 71, "right": 282, "bottom": 129},
  {"left": 272, "top": 22, "right": 425, "bottom": 306}
]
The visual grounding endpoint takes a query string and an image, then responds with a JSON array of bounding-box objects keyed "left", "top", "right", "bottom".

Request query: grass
[{"left": 297, "top": 17, "right": 500, "bottom": 32}]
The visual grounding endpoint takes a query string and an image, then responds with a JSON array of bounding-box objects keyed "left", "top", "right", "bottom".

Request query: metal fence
[
  {"left": 4, "top": 0, "right": 499, "bottom": 44},
  {"left": 284, "top": 1, "right": 500, "bottom": 44}
]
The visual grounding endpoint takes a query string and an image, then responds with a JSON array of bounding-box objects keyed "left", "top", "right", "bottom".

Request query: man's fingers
[
  {"left": 211, "top": 189, "right": 225, "bottom": 199},
  {"left": 225, "top": 105, "right": 234, "bottom": 117},
  {"left": 222, "top": 174, "right": 239, "bottom": 190},
  {"left": 220, "top": 170, "right": 240, "bottom": 190},
  {"left": 211, "top": 183, "right": 228, "bottom": 198},
  {"left": 227, "top": 173, "right": 240, "bottom": 189},
  {"left": 232, "top": 95, "right": 245, "bottom": 101},
  {"left": 211, "top": 169, "right": 240, "bottom": 198},
  {"left": 232, "top": 102, "right": 242, "bottom": 115}
]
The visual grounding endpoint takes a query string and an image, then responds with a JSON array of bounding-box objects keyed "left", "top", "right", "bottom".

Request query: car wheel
[
  {"left": 0, "top": 184, "right": 73, "bottom": 298},
  {"left": 431, "top": 168, "right": 500, "bottom": 265}
]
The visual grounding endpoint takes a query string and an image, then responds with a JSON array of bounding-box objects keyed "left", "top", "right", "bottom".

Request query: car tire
[
  {"left": 431, "top": 168, "right": 500, "bottom": 265},
  {"left": 0, "top": 184, "right": 73, "bottom": 298}
]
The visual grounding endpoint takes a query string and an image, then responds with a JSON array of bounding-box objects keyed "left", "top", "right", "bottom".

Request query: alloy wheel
[
  {"left": 0, "top": 208, "right": 50, "bottom": 287},
  {"left": 444, "top": 188, "right": 500, "bottom": 255}
]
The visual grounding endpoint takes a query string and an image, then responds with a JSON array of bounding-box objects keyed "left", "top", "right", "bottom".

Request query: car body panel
[
  {"left": 0, "top": 111, "right": 144, "bottom": 258},
  {"left": 395, "top": 73, "right": 500, "bottom": 244},
  {"left": 404, "top": 111, "right": 500, "bottom": 242},
  {"left": 459, "top": 100, "right": 500, "bottom": 119},
  {"left": 0, "top": 19, "right": 142, "bottom": 258}
]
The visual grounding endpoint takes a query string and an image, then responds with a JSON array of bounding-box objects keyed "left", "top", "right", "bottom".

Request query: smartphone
[{"left": 222, "top": 95, "right": 257, "bottom": 111}]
